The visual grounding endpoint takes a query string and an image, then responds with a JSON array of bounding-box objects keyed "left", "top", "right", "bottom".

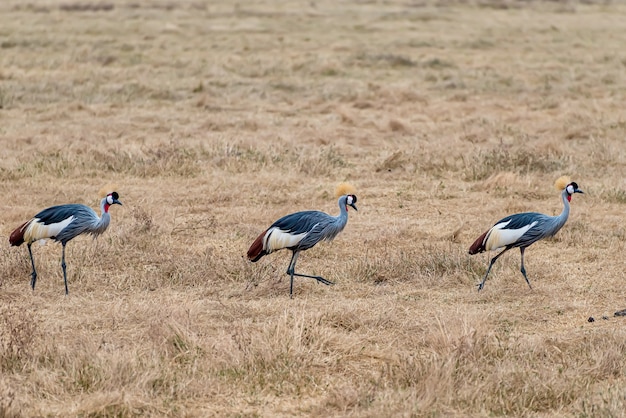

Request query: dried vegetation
[{"left": 1, "top": 0, "right": 626, "bottom": 416}]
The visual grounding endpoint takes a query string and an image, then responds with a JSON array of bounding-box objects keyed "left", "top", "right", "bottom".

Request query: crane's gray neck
[
  {"left": 554, "top": 188, "right": 571, "bottom": 229},
  {"left": 338, "top": 195, "right": 350, "bottom": 214},
  {"left": 93, "top": 197, "right": 112, "bottom": 236},
  {"left": 335, "top": 195, "right": 349, "bottom": 227}
]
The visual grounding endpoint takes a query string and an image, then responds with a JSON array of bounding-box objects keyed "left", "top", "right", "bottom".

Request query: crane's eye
[
  {"left": 106, "top": 195, "right": 114, "bottom": 205},
  {"left": 566, "top": 184, "right": 575, "bottom": 194},
  {"left": 347, "top": 195, "right": 355, "bottom": 205}
]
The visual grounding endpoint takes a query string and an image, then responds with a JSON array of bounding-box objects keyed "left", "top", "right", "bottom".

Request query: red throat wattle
[
  {"left": 104, "top": 203, "right": 110, "bottom": 213},
  {"left": 567, "top": 195, "right": 572, "bottom": 202}
]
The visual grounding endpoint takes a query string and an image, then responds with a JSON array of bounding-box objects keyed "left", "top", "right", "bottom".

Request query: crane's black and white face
[
  {"left": 566, "top": 182, "right": 583, "bottom": 202},
  {"left": 346, "top": 194, "right": 358, "bottom": 211},
  {"left": 106, "top": 192, "right": 123, "bottom": 207}
]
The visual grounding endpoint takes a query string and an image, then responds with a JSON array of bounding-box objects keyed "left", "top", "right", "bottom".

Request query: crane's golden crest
[
  {"left": 99, "top": 184, "right": 119, "bottom": 198},
  {"left": 554, "top": 176, "right": 571, "bottom": 191},
  {"left": 335, "top": 182, "right": 356, "bottom": 198}
]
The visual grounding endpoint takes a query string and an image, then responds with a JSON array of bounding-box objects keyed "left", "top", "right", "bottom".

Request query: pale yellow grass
[{"left": 1, "top": 0, "right": 626, "bottom": 416}]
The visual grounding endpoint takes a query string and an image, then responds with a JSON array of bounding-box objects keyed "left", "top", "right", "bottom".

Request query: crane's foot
[
  {"left": 477, "top": 282, "right": 485, "bottom": 292},
  {"left": 291, "top": 272, "right": 334, "bottom": 287},
  {"left": 314, "top": 277, "right": 334, "bottom": 286},
  {"left": 30, "top": 272, "right": 37, "bottom": 291}
]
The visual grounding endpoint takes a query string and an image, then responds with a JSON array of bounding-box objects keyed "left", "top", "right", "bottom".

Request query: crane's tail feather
[
  {"left": 9, "top": 221, "right": 30, "bottom": 247},
  {"left": 468, "top": 230, "right": 489, "bottom": 255},
  {"left": 247, "top": 230, "right": 267, "bottom": 262}
]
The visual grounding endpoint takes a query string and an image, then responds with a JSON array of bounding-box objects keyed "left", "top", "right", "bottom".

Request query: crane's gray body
[
  {"left": 474, "top": 188, "right": 572, "bottom": 254},
  {"left": 32, "top": 203, "right": 111, "bottom": 244},
  {"left": 487, "top": 206, "right": 569, "bottom": 251},
  {"left": 266, "top": 206, "right": 349, "bottom": 252}
]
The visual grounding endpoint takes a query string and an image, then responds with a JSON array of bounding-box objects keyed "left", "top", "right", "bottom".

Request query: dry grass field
[{"left": 1, "top": 0, "right": 626, "bottom": 416}]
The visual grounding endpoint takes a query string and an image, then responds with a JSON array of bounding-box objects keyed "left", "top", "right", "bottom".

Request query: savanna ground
[{"left": 0, "top": 0, "right": 625, "bottom": 416}]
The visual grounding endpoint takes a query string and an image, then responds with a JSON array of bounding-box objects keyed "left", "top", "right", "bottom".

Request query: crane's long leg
[
  {"left": 61, "top": 243, "right": 69, "bottom": 295},
  {"left": 27, "top": 243, "right": 38, "bottom": 291},
  {"left": 286, "top": 251, "right": 299, "bottom": 298},
  {"left": 478, "top": 247, "right": 510, "bottom": 292},
  {"left": 519, "top": 247, "right": 532, "bottom": 290},
  {"left": 286, "top": 251, "right": 334, "bottom": 298}
]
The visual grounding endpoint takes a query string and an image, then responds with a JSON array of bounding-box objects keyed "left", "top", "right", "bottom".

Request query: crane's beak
[
  {"left": 349, "top": 203, "right": 358, "bottom": 212},
  {"left": 575, "top": 189, "right": 584, "bottom": 194},
  {"left": 113, "top": 199, "right": 123, "bottom": 206}
]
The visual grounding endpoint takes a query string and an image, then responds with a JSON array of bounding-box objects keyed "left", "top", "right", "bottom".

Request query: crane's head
[
  {"left": 104, "top": 192, "right": 122, "bottom": 212},
  {"left": 335, "top": 182, "right": 357, "bottom": 211},
  {"left": 555, "top": 176, "right": 583, "bottom": 202},
  {"left": 565, "top": 182, "right": 583, "bottom": 202},
  {"left": 345, "top": 194, "right": 358, "bottom": 212}
]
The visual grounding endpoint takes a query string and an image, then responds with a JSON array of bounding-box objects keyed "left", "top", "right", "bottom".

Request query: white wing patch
[
  {"left": 484, "top": 220, "right": 537, "bottom": 251},
  {"left": 24, "top": 216, "right": 75, "bottom": 243},
  {"left": 264, "top": 227, "right": 307, "bottom": 253}
]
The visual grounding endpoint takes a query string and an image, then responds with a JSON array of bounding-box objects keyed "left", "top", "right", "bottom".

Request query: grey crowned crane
[
  {"left": 469, "top": 176, "right": 583, "bottom": 291},
  {"left": 10, "top": 191, "right": 122, "bottom": 295},
  {"left": 247, "top": 183, "right": 358, "bottom": 297}
]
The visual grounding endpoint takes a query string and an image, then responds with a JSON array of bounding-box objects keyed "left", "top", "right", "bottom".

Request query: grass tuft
[
  {"left": 348, "top": 244, "right": 483, "bottom": 287},
  {"left": 601, "top": 189, "right": 626, "bottom": 204},
  {"left": 463, "top": 146, "right": 568, "bottom": 181},
  {"left": 0, "top": 305, "right": 37, "bottom": 373}
]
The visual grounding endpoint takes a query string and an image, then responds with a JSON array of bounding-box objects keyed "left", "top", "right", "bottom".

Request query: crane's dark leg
[
  {"left": 519, "top": 247, "right": 532, "bottom": 290},
  {"left": 292, "top": 273, "right": 334, "bottom": 286},
  {"left": 287, "top": 251, "right": 296, "bottom": 298},
  {"left": 286, "top": 251, "right": 299, "bottom": 298},
  {"left": 61, "top": 243, "right": 69, "bottom": 295},
  {"left": 286, "top": 251, "right": 334, "bottom": 298},
  {"left": 478, "top": 247, "right": 510, "bottom": 292},
  {"left": 27, "top": 243, "right": 38, "bottom": 291}
]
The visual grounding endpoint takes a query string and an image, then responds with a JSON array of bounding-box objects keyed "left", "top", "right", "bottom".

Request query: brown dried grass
[{"left": 1, "top": 0, "right": 626, "bottom": 416}]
